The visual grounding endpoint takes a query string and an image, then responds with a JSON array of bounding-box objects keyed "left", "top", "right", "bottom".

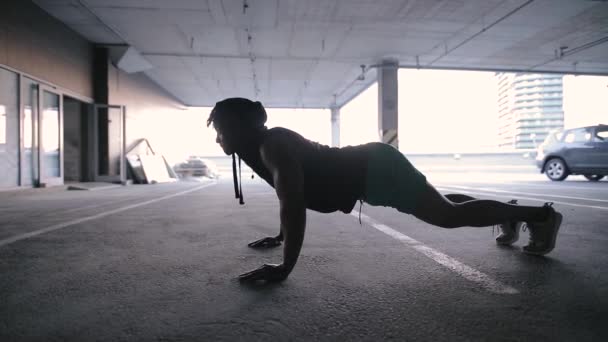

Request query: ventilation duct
[{"left": 109, "top": 46, "right": 153, "bottom": 73}]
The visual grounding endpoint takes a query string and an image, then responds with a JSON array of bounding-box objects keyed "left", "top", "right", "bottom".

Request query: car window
[
  {"left": 564, "top": 128, "right": 591, "bottom": 143},
  {"left": 543, "top": 130, "right": 562, "bottom": 145},
  {"left": 595, "top": 127, "right": 608, "bottom": 142}
]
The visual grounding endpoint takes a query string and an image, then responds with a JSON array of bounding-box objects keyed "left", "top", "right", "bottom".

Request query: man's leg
[
  {"left": 444, "top": 193, "right": 523, "bottom": 245},
  {"left": 409, "top": 183, "right": 562, "bottom": 255},
  {"left": 364, "top": 143, "right": 560, "bottom": 254},
  {"left": 410, "top": 182, "right": 547, "bottom": 228}
]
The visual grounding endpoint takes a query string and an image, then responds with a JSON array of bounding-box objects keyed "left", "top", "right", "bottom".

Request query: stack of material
[{"left": 126, "top": 139, "right": 177, "bottom": 184}]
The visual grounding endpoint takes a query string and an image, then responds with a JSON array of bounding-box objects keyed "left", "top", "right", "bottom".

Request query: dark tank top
[{"left": 238, "top": 127, "right": 371, "bottom": 214}]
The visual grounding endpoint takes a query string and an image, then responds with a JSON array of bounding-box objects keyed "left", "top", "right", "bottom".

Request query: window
[
  {"left": 595, "top": 127, "right": 608, "bottom": 142},
  {"left": 564, "top": 128, "right": 592, "bottom": 143},
  {"left": 42, "top": 91, "right": 61, "bottom": 178},
  {"left": 22, "top": 78, "right": 39, "bottom": 186}
]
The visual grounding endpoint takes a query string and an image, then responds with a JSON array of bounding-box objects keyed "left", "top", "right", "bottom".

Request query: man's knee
[
  {"left": 433, "top": 203, "right": 465, "bottom": 228},
  {"left": 414, "top": 201, "right": 462, "bottom": 228}
]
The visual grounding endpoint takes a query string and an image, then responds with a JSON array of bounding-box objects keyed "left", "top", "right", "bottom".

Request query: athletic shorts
[{"left": 363, "top": 143, "right": 427, "bottom": 214}]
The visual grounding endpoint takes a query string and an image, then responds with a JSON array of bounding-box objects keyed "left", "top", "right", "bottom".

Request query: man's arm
[
  {"left": 263, "top": 135, "right": 306, "bottom": 272},
  {"left": 238, "top": 136, "right": 306, "bottom": 282}
]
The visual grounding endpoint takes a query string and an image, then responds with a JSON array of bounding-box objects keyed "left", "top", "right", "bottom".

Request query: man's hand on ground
[
  {"left": 248, "top": 236, "right": 282, "bottom": 249},
  {"left": 238, "top": 264, "right": 289, "bottom": 283}
]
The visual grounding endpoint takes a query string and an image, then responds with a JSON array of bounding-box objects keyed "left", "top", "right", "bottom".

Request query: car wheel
[
  {"left": 583, "top": 174, "right": 605, "bottom": 181},
  {"left": 545, "top": 158, "right": 569, "bottom": 181}
]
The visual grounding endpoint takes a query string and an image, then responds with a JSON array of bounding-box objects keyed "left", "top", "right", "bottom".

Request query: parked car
[
  {"left": 536, "top": 124, "right": 608, "bottom": 181},
  {"left": 173, "top": 157, "right": 220, "bottom": 179}
]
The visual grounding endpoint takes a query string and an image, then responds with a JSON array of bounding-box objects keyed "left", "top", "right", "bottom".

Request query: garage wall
[
  {"left": 107, "top": 62, "right": 188, "bottom": 154},
  {"left": 0, "top": 0, "right": 93, "bottom": 99},
  {"left": 0, "top": 1, "right": 192, "bottom": 184}
]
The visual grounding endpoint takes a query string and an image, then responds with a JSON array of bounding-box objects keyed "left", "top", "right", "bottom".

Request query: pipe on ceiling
[
  {"left": 426, "top": 0, "right": 536, "bottom": 67},
  {"left": 529, "top": 35, "right": 608, "bottom": 71}
]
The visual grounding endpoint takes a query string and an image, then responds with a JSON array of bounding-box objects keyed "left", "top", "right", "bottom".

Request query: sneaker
[
  {"left": 495, "top": 200, "right": 524, "bottom": 246},
  {"left": 523, "top": 203, "right": 563, "bottom": 256}
]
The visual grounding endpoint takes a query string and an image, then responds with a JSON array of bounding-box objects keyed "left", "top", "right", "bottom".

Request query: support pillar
[
  {"left": 330, "top": 106, "right": 340, "bottom": 147},
  {"left": 377, "top": 59, "right": 399, "bottom": 148}
]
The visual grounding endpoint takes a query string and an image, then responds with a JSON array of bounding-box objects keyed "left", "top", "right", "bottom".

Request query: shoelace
[
  {"left": 527, "top": 221, "right": 539, "bottom": 246},
  {"left": 526, "top": 202, "right": 553, "bottom": 245}
]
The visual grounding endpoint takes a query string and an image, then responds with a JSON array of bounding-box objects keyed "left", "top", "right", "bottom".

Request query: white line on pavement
[
  {"left": 489, "top": 182, "right": 608, "bottom": 191},
  {"left": 351, "top": 211, "right": 519, "bottom": 295},
  {"left": 437, "top": 184, "right": 608, "bottom": 203},
  {"left": 0, "top": 182, "right": 217, "bottom": 248},
  {"left": 436, "top": 186, "right": 608, "bottom": 211},
  {"left": 58, "top": 196, "right": 141, "bottom": 214}
]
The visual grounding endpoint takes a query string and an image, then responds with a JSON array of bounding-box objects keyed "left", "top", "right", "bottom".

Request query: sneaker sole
[
  {"left": 523, "top": 212, "right": 562, "bottom": 256},
  {"left": 496, "top": 235, "right": 518, "bottom": 246}
]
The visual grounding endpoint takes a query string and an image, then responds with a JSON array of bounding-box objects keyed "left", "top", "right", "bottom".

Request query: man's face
[{"left": 214, "top": 122, "right": 236, "bottom": 155}]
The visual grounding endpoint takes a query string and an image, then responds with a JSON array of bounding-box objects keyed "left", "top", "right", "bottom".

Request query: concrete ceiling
[{"left": 34, "top": 0, "right": 608, "bottom": 108}]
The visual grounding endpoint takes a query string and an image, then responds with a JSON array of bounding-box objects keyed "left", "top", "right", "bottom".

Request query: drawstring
[
  {"left": 238, "top": 156, "right": 244, "bottom": 205},
  {"left": 232, "top": 154, "right": 239, "bottom": 199},
  {"left": 358, "top": 199, "right": 363, "bottom": 225},
  {"left": 232, "top": 153, "right": 245, "bottom": 205}
]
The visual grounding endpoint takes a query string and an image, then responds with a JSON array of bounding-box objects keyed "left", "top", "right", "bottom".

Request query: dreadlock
[{"left": 207, "top": 97, "right": 267, "bottom": 129}]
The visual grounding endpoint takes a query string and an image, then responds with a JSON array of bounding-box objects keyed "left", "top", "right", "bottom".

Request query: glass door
[
  {"left": 21, "top": 78, "right": 39, "bottom": 187},
  {"left": 0, "top": 67, "right": 19, "bottom": 188},
  {"left": 38, "top": 86, "right": 63, "bottom": 186},
  {"left": 93, "top": 104, "right": 126, "bottom": 184}
]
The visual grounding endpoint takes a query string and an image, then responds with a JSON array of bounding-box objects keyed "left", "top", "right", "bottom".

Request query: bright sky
[
  {"left": 563, "top": 75, "right": 608, "bottom": 129},
  {"left": 156, "top": 72, "right": 607, "bottom": 161},
  {"left": 340, "top": 69, "right": 499, "bottom": 153},
  {"left": 398, "top": 69, "right": 498, "bottom": 153}
]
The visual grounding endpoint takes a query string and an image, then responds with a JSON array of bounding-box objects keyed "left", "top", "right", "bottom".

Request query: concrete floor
[{"left": 1, "top": 174, "right": 607, "bottom": 341}]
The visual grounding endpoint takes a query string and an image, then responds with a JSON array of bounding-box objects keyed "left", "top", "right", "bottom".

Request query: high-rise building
[{"left": 496, "top": 73, "right": 564, "bottom": 150}]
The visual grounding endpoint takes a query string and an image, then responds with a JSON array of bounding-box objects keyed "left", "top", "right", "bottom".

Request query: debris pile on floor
[{"left": 126, "top": 139, "right": 177, "bottom": 184}]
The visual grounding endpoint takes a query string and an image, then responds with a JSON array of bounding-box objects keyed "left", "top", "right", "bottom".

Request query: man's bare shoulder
[
  {"left": 266, "top": 127, "right": 306, "bottom": 141},
  {"left": 259, "top": 129, "right": 304, "bottom": 175},
  {"left": 259, "top": 129, "right": 296, "bottom": 165},
  {"left": 261, "top": 128, "right": 305, "bottom": 153}
]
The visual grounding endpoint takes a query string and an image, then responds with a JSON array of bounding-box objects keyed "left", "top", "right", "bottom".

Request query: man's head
[{"left": 207, "top": 98, "right": 267, "bottom": 155}]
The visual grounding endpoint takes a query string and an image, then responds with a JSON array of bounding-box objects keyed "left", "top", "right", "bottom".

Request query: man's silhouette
[{"left": 208, "top": 98, "right": 562, "bottom": 283}]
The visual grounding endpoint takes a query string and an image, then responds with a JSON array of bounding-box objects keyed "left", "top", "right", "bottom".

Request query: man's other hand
[
  {"left": 238, "top": 264, "right": 289, "bottom": 283},
  {"left": 247, "top": 236, "right": 282, "bottom": 249}
]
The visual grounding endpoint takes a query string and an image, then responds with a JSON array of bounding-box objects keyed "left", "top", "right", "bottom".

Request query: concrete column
[
  {"left": 331, "top": 107, "right": 340, "bottom": 147},
  {"left": 377, "top": 59, "right": 399, "bottom": 148}
]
